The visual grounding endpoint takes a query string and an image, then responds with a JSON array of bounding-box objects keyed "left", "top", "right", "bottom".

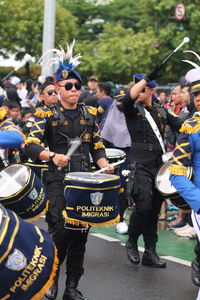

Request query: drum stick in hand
[
  {"left": 92, "top": 159, "right": 126, "bottom": 176},
  {"left": 58, "top": 139, "right": 82, "bottom": 171}
]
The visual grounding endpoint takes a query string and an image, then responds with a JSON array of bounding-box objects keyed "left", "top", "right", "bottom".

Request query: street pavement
[{"left": 36, "top": 218, "right": 198, "bottom": 300}]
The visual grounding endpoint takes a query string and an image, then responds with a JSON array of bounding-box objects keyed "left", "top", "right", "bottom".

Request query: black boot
[
  {"left": 45, "top": 270, "right": 59, "bottom": 300},
  {"left": 142, "top": 248, "right": 166, "bottom": 268},
  {"left": 192, "top": 258, "right": 200, "bottom": 287},
  {"left": 63, "top": 276, "right": 88, "bottom": 300},
  {"left": 126, "top": 242, "right": 140, "bottom": 265}
]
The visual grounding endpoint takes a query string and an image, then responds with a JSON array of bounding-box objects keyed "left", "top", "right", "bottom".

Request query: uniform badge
[
  {"left": 90, "top": 192, "right": 104, "bottom": 206},
  {"left": 28, "top": 188, "right": 38, "bottom": 200},
  {"left": 6, "top": 248, "right": 27, "bottom": 271},
  {"left": 62, "top": 69, "right": 69, "bottom": 79}
]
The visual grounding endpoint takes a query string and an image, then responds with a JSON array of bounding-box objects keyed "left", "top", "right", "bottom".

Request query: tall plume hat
[
  {"left": 182, "top": 50, "right": 200, "bottom": 93},
  {"left": 38, "top": 39, "right": 82, "bottom": 83}
]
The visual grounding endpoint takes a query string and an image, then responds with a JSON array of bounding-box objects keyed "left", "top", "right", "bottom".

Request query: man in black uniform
[
  {"left": 123, "top": 72, "right": 182, "bottom": 268},
  {"left": 25, "top": 44, "right": 113, "bottom": 300}
]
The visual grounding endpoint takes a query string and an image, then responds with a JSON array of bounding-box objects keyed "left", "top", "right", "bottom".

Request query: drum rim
[{"left": 105, "top": 148, "right": 126, "bottom": 158}]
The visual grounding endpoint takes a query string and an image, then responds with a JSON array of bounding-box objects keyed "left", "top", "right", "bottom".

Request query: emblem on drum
[
  {"left": 6, "top": 248, "right": 27, "bottom": 271},
  {"left": 28, "top": 187, "right": 38, "bottom": 200},
  {"left": 90, "top": 192, "right": 104, "bottom": 206}
]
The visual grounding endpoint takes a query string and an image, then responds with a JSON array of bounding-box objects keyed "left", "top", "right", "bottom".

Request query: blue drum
[
  {"left": 63, "top": 172, "right": 121, "bottom": 227},
  {"left": 25, "top": 161, "right": 49, "bottom": 185},
  {"left": 0, "top": 204, "right": 58, "bottom": 300},
  {"left": 0, "top": 163, "right": 48, "bottom": 221}
]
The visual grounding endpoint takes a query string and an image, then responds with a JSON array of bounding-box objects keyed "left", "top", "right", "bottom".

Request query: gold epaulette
[
  {"left": 0, "top": 107, "right": 7, "bottom": 121},
  {"left": 169, "top": 164, "right": 188, "bottom": 176},
  {"left": 34, "top": 107, "right": 53, "bottom": 118},
  {"left": 179, "top": 116, "right": 200, "bottom": 134},
  {"left": 94, "top": 141, "right": 105, "bottom": 150},
  {"left": 86, "top": 106, "right": 97, "bottom": 116},
  {"left": 25, "top": 137, "right": 41, "bottom": 146}
]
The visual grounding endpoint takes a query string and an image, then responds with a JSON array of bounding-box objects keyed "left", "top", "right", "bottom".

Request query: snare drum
[
  {"left": 0, "top": 163, "right": 48, "bottom": 220},
  {"left": 0, "top": 204, "right": 58, "bottom": 300},
  {"left": 63, "top": 172, "right": 121, "bottom": 227},
  {"left": 155, "top": 160, "right": 192, "bottom": 212}
]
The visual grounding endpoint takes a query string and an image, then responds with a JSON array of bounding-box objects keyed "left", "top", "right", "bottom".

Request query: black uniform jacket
[{"left": 122, "top": 93, "right": 183, "bottom": 168}]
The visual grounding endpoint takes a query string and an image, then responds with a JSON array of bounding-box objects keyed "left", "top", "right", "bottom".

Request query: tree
[{"left": 0, "top": 0, "right": 78, "bottom": 60}]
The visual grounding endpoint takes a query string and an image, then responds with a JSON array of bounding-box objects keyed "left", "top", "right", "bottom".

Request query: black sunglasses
[
  {"left": 58, "top": 82, "right": 82, "bottom": 91},
  {"left": 47, "top": 90, "right": 58, "bottom": 96}
]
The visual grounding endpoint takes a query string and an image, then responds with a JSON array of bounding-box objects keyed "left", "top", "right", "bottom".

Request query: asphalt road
[{"left": 36, "top": 219, "right": 199, "bottom": 300}]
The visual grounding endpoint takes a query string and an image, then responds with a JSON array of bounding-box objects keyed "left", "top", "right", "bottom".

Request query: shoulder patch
[
  {"left": 86, "top": 106, "right": 97, "bottom": 116},
  {"left": 34, "top": 107, "right": 53, "bottom": 118},
  {"left": 180, "top": 116, "right": 200, "bottom": 134}
]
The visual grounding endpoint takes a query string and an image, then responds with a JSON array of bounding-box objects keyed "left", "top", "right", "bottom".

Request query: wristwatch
[{"left": 49, "top": 152, "right": 55, "bottom": 161}]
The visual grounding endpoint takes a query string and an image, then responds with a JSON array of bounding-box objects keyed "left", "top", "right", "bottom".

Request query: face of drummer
[
  {"left": 137, "top": 86, "right": 154, "bottom": 104},
  {"left": 194, "top": 91, "right": 200, "bottom": 111},
  {"left": 40, "top": 84, "right": 58, "bottom": 106},
  {"left": 56, "top": 78, "right": 81, "bottom": 109}
]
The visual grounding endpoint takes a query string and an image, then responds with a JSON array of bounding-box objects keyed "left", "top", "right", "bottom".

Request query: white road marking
[{"left": 91, "top": 233, "right": 191, "bottom": 266}]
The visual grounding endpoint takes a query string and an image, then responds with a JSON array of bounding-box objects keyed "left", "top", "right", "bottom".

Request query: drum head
[
  {"left": 105, "top": 148, "right": 126, "bottom": 159},
  {"left": 65, "top": 172, "right": 119, "bottom": 184},
  {"left": 0, "top": 164, "right": 29, "bottom": 197},
  {"left": 156, "top": 160, "right": 192, "bottom": 195}
]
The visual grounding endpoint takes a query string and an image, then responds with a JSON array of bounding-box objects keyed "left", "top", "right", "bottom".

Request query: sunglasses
[
  {"left": 47, "top": 90, "right": 58, "bottom": 96},
  {"left": 58, "top": 82, "right": 82, "bottom": 91}
]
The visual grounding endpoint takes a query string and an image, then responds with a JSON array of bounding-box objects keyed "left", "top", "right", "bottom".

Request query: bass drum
[{"left": 155, "top": 160, "right": 192, "bottom": 212}]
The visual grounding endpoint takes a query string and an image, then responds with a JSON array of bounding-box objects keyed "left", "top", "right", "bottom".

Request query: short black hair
[
  {"left": 98, "top": 82, "right": 112, "bottom": 96},
  {"left": 39, "top": 81, "right": 55, "bottom": 93}
]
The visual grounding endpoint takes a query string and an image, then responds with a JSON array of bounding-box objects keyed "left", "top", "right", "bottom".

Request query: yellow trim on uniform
[
  {"left": 0, "top": 108, "right": 7, "bottom": 121},
  {"left": 97, "top": 106, "right": 104, "bottom": 114},
  {"left": 86, "top": 106, "right": 97, "bottom": 115},
  {"left": 180, "top": 121, "right": 200, "bottom": 134},
  {"left": 94, "top": 141, "right": 105, "bottom": 150},
  {"left": 64, "top": 184, "right": 121, "bottom": 192},
  {"left": 25, "top": 137, "right": 42, "bottom": 145},
  {"left": 169, "top": 165, "right": 188, "bottom": 176},
  {"left": 34, "top": 108, "right": 53, "bottom": 118}
]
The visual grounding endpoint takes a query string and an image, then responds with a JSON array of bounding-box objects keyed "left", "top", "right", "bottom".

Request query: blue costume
[{"left": 169, "top": 112, "right": 200, "bottom": 213}]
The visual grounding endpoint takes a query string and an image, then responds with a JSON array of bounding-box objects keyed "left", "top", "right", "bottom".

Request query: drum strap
[{"left": 143, "top": 107, "right": 166, "bottom": 154}]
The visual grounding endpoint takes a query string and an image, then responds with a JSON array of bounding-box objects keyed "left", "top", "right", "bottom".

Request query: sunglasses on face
[
  {"left": 140, "top": 87, "right": 150, "bottom": 93},
  {"left": 47, "top": 90, "right": 58, "bottom": 96},
  {"left": 58, "top": 82, "right": 82, "bottom": 91}
]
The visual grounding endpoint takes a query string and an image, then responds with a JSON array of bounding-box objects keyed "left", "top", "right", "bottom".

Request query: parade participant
[
  {"left": 25, "top": 40, "right": 114, "bottom": 300},
  {"left": 123, "top": 71, "right": 182, "bottom": 268},
  {"left": 38, "top": 81, "right": 59, "bottom": 107},
  {"left": 169, "top": 59, "right": 200, "bottom": 296}
]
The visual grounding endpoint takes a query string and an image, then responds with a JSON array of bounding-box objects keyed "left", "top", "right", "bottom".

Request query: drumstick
[
  {"left": 92, "top": 159, "right": 126, "bottom": 176},
  {"left": 58, "top": 139, "right": 82, "bottom": 171},
  {"left": 161, "top": 37, "right": 190, "bottom": 66}
]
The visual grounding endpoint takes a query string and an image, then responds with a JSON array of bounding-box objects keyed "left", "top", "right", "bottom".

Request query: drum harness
[{"left": 49, "top": 103, "right": 95, "bottom": 173}]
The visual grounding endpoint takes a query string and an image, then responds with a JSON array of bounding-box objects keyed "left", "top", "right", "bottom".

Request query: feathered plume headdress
[
  {"left": 182, "top": 50, "right": 200, "bottom": 93},
  {"left": 38, "top": 39, "right": 82, "bottom": 83}
]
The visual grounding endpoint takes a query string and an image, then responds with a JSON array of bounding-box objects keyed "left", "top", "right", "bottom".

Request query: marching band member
[
  {"left": 169, "top": 54, "right": 200, "bottom": 299},
  {"left": 25, "top": 40, "right": 113, "bottom": 300},
  {"left": 123, "top": 70, "right": 182, "bottom": 268}
]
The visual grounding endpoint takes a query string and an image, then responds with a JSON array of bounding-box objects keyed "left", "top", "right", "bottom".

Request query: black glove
[{"left": 143, "top": 64, "right": 163, "bottom": 82}]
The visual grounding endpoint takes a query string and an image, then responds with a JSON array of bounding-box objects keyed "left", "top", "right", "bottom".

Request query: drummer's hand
[
  {"left": 52, "top": 154, "right": 70, "bottom": 168},
  {"left": 104, "top": 164, "right": 114, "bottom": 174}
]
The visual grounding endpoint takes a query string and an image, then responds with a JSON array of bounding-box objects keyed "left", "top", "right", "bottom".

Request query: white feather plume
[
  {"left": 182, "top": 60, "right": 200, "bottom": 69},
  {"left": 183, "top": 50, "right": 200, "bottom": 62},
  {"left": 37, "top": 39, "right": 82, "bottom": 70}
]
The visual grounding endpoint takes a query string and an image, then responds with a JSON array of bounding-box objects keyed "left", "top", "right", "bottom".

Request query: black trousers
[
  {"left": 128, "top": 165, "right": 164, "bottom": 249},
  {"left": 46, "top": 174, "right": 89, "bottom": 279}
]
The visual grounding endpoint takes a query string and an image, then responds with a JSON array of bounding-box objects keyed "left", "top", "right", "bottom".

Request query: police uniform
[
  {"left": 25, "top": 103, "right": 106, "bottom": 300},
  {"left": 122, "top": 75, "right": 182, "bottom": 267}
]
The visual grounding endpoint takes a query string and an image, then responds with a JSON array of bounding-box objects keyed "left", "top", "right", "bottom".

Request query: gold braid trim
[
  {"left": 34, "top": 108, "right": 53, "bottom": 118},
  {"left": 25, "top": 137, "right": 42, "bottom": 145},
  {"left": 119, "top": 187, "right": 124, "bottom": 193},
  {"left": 94, "top": 141, "right": 105, "bottom": 150},
  {"left": 30, "top": 246, "right": 59, "bottom": 300},
  {"left": 0, "top": 108, "right": 7, "bottom": 121},
  {"left": 180, "top": 122, "right": 200, "bottom": 135},
  {"left": 62, "top": 210, "right": 120, "bottom": 227},
  {"left": 169, "top": 165, "right": 188, "bottom": 176}
]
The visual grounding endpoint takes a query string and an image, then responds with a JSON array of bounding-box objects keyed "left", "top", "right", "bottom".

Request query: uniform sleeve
[
  {"left": 169, "top": 132, "right": 200, "bottom": 213},
  {"left": 122, "top": 93, "right": 137, "bottom": 117},
  {"left": 90, "top": 121, "right": 107, "bottom": 163},
  {"left": 166, "top": 110, "right": 182, "bottom": 132},
  {"left": 25, "top": 117, "right": 47, "bottom": 161}
]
